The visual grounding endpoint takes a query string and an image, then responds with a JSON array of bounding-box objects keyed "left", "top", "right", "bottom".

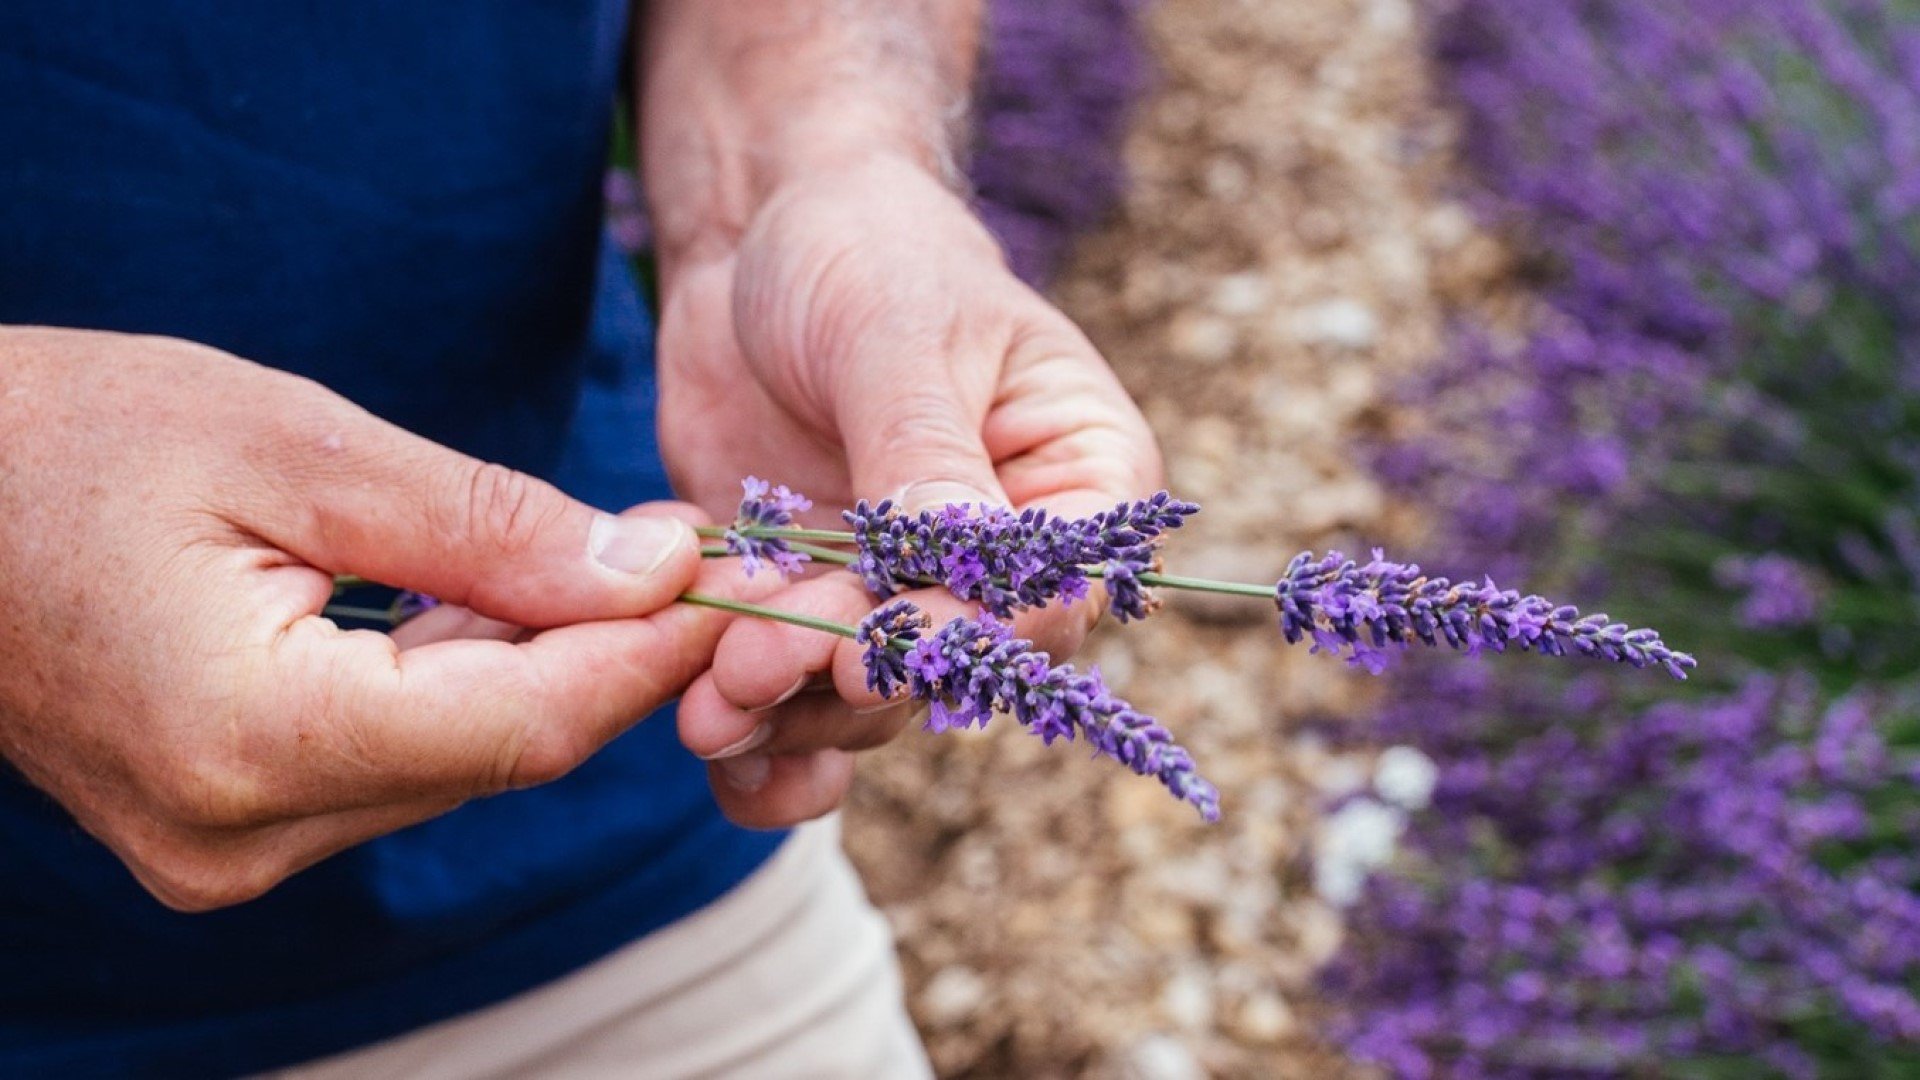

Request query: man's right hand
[{"left": 0, "top": 327, "right": 728, "bottom": 912}]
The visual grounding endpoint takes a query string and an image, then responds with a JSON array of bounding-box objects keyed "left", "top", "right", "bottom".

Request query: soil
[{"left": 842, "top": 1, "right": 1508, "bottom": 1075}]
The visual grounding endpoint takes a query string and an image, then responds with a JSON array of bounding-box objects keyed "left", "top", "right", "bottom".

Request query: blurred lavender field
[
  {"left": 1332, "top": 3, "right": 1920, "bottom": 1076},
  {"left": 613, "top": 0, "right": 1920, "bottom": 1075}
]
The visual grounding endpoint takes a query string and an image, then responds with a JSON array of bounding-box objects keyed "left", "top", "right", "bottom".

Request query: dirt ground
[{"left": 842, "top": 1, "right": 1506, "bottom": 1076}]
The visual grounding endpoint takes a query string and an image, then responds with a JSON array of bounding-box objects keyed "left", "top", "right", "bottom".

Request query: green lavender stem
[
  {"left": 320, "top": 603, "right": 403, "bottom": 622},
  {"left": 322, "top": 584, "right": 866, "bottom": 640},
  {"left": 695, "top": 524, "right": 854, "bottom": 545},
  {"left": 675, "top": 592, "right": 861, "bottom": 639},
  {"left": 1127, "top": 571, "right": 1277, "bottom": 599}
]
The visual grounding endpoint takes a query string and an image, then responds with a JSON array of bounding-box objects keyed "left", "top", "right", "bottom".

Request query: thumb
[
  {"left": 839, "top": 385, "right": 1007, "bottom": 513},
  {"left": 252, "top": 409, "right": 701, "bottom": 628}
]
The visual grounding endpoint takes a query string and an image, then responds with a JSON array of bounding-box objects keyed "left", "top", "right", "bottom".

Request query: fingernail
[
  {"left": 747, "top": 674, "right": 811, "bottom": 714},
  {"left": 854, "top": 699, "right": 906, "bottom": 716},
  {"left": 700, "top": 722, "right": 774, "bottom": 761},
  {"left": 893, "top": 480, "right": 1000, "bottom": 514},
  {"left": 590, "top": 514, "right": 691, "bottom": 576},
  {"left": 718, "top": 753, "right": 771, "bottom": 793}
]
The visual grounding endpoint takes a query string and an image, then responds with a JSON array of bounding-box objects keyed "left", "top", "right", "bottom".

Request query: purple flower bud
[
  {"left": 856, "top": 600, "right": 928, "bottom": 700},
  {"left": 394, "top": 591, "right": 440, "bottom": 622},
  {"left": 725, "top": 476, "right": 812, "bottom": 578}
]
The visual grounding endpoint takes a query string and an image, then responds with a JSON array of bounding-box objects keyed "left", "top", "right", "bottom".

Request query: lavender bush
[
  {"left": 969, "top": 0, "right": 1149, "bottom": 283},
  {"left": 1333, "top": 2, "right": 1920, "bottom": 1074}
]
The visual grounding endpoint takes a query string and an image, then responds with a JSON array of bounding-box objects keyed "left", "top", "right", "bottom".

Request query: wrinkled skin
[{"left": 656, "top": 157, "right": 1164, "bottom": 827}]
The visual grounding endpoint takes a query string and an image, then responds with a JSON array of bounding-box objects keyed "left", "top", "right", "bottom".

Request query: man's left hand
[{"left": 655, "top": 154, "right": 1163, "bottom": 828}]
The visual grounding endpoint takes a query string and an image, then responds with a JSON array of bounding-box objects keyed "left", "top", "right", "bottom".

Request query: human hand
[
  {"left": 654, "top": 156, "right": 1163, "bottom": 828},
  {"left": 0, "top": 327, "right": 739, "bottom": 910}
]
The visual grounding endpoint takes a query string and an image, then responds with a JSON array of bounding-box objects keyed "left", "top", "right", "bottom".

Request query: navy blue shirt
[{"left": 0, "top": 4, "right": 784, "bottom": 1075}]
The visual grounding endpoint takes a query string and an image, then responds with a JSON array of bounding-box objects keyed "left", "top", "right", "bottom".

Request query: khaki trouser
[{"left": 267, "top": 817, "right": 933, "bottom": 1079}]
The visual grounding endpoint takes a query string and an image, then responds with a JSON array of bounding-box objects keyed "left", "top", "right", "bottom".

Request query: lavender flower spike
[
  {"left": 859, "top": 600, "right": 1220, "bottom": 821},
  {"left": 1275, "top": 549, "right": 1697, "bottom": 679},
  {"left": 725, "top": 477, "right": 813, "bottom": 578},
  {"left": 842, "top": 491, "right": 1199, "bottom": 620}
]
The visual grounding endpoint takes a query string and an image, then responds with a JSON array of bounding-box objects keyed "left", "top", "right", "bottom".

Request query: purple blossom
[
  {"left": 970, "top": 0, "right": 1149, "bottom": 284},
  {"left": 856, "top": 600, "right": 928, "bottom": 700},
  {"left": 1715, "top": 553, "right": 1822, "bottom": 630},
  {"left": 603, "top": 167, "right": 649, "bottom": 256},
  {"left": 1325, "top": 673, "right": 1920, "bottom": 1073},
  {"left": 394, "top": 591, "right": 440, "bottom": 622},
  {"left": 858, "top": 599, "right": 1219, "bottom": 821},
  {"left": 724, "top": 476, "right": 812, "bottom": 578},
  {"left": 1274, "top": 550, "right": 1697, "bottom": 679},
  {"left": 842, "top": 492, "right": 1198, "bottom": 619}
]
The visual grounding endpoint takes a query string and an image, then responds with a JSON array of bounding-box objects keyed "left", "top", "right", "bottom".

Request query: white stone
[
  {"left": 1314, "top": 798, "right": 1407, "bottom": 906},
  {"left": 1313, "top": 855, "right": 1369, "bottom": 908},
  {"left": 1161, "top": 965, "right": 1216, "bottom": 1031},
  {"left": 920, "top": 965, "right": 988, "bottom": 1026},
  {"left": 1322, "top": 798, "right": 1406, "bottom": 867},
  {"left": 1365, "top": 0, "right": 1416, "bottom": 35},
  {"left": 1236, "top": 993, "right": 1297, "bottom": 1042},
  {"left": 1374, "top": 745, "right": 1440, "bottom": 810},
  {"left": 1289, "top": 298, "right": 1380, "bottom": 349},
  {"left": 1209, "top": 272, "right": 1273, "bottom": 317},
  {"left": 1123, "top": 1034, "right": 1205, "bottom": 1080},
  {"left": 1167, "top": 311, "right": 1238, "bottom": 364}
]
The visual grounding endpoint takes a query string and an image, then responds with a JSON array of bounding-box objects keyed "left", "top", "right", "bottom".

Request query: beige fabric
[{"left": 267, "top": 817, "right": 932, "bottom": 1080}]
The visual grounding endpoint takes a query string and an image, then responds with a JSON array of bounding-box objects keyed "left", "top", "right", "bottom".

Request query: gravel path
[{"left": 844, "top": 2, "right": 1504, "bottom": 1074}]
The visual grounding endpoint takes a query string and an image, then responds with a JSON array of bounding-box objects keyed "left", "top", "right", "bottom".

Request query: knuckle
[
  {"left": 148, "top": 754, "right": 270, "bottom": 830},
  {"left": 125, "top": 833, "right": 281, "bottom": 913},
  {"left": 495, "top": 722, "right": 590, "bottom": 791},
  {"left": 460, "top": 462, "right": 561, "bottom": 558},
  {"left": 864, "top": 391, "right": 977, "bottom": 461}
]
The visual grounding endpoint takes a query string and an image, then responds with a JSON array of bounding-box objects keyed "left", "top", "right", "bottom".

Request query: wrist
[{"left": 638, "top": 0, "right": 978, "bottom": 276}]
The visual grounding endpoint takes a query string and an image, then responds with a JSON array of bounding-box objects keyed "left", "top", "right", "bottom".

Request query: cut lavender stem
[
  {"left": 858, "top": 600, "right": 1221, "bottom": 821},
  {"left": 724, "top": 477, "right": 813, "bottom": 578},
  {"left": 1274, "top": 549, "right": 1698, "bottom": 679}
]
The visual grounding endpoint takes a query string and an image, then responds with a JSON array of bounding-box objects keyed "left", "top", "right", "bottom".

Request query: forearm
[{"left": 637, "top": 0, "right": 981, "bottom": 276}]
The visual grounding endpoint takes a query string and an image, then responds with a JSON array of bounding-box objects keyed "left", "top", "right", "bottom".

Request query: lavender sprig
[
  {"left": 842, "top": 492, "right": 1199, "bottom": 619},
  {"left": 1275, "top": 549, "right": 1698, "bottom": 679},
  {"left": 325, "top": 481, "right": 1693, "bottom": 828},
  {"left": 858, "top": 600, "right": 1221, "bottom": 821},
  {"left": 700, "top": 480, "right": 1693, "bottom": 682},
  {"left": 724, "top": 477, "right": 813, "bottom": 578}
]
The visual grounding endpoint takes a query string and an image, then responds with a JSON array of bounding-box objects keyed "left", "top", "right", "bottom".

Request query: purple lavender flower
[
  {"left": 970, "top": 0, "right": 1149, "bottom": 285},
  {"left": 1275, "top": 550, "right": 1697, "bottom": 679},
  {"left": 394, "top": 591, "right": 440, "bottom": 622},
  {"left": 842, "top": 492, "right": 1198, "bottom": 619},
  {"left": 856, "top": 600, "right": 929, "bottom": 700},
  {"left": 603, "top": 168, "right": 649, "bottom": 256},
  {"left": 725, "top": 477, "right": 812, "bottom": 578},
  {"left": 858, "top": 599, "right": 1219, "bottom": 821},
  {"left": 1715, "top": 553, "right": 1822, "bottom": 630},
  {"left": 1326, "top": 673, "right": 1920, "bottom": 1074},
  {"left": 1338, "top": 3, "right": 1920, "bottom": 1072}
]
